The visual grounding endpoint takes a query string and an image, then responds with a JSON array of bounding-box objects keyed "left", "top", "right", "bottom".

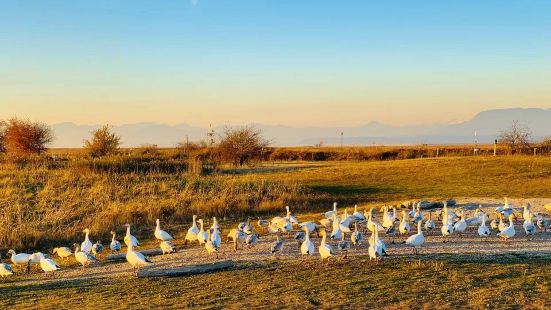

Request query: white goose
[
  {"left": 522, "top": 203, "right": 533, "bottom": 222},
  {"left": 367, "top": 208, "right": 384, "bottom": 233},
  {"left": 211, "top": 217, "right": 221, "bottom": 234},
  {"left": 81, "top": 229, "right": 93, "bottom": 253},
  {"left": 185, "top": 215, "right": 200, "bottom": 245},
  {"left": 227, "top": 228, "right": 246, "bottom": 251},
  {"left": 382, "top": 206, "right": 395, "bottom": 229},
  {"left": 498, "top": 213, "right": 507, "bottom": 232},
  {"left": 7, "top": 250, "right": 31, "bottom": 273},
  {"left": 324, "top": 202, "right": 338, "bottom": 219},
  {"left": 299, "top": 222, "right": 320, "bottom": 237},
  {"left": 53, "top": 247, "right": 72, "bottom": 260},
  {"left": 160, "top": 241, "right": 177, "bottom": 254},
  {"left": 368, "top": 229, "right": 382, "bottom": 263},
  {"left": 39, "top": 256, "right": 61, "bottom": 276},
  {"left": 124, "top": 224, "right": 140, "bottom": 248},
  {"left": 330, "top": 213, "right": 342, "bottom": 240},
  {"left": 318, "top": 230, "right": 334, "bottom": 262},
  {"left": 453, "top": 210, "right": 468, "bottom": 236},
  {"left": 352, "top": 204, "right": 366, "bottom": 221},
  {"left": 496, "top": 197, "right": 514, "bottom": 217},
  {"left": 300, "top": 227, "right": 315, "bottom": 255},
  {"left": 126, "top": 243, "right": 152, "bottom": 276},
  {"left": 211, "top": 225, "right": 222, "bottom": 249},
  {"left": 497, "top": 214, "right": 516, "bottom": 240},
  {"left": 154, "top": 219, "right": 174, "bottom": 242},
  {"left": 424, "top": 212, "right": 436, "bottom": 233},
  {"left": 441, "top": 205, "right": 454, "bottom": 241},
  {"left": 205, "top": 230, "right": 219, "bottom": 257},
  {"left": 245, "top": 234, "right": 258, "bottom": 247},
  {"left": 0, "top": 254, "right": 13, "bottom": 277},
  {"left": 110, "top": 231, "right": 122, "bottom": 253},
  {"left": 197, "top": 219, "right": 209, "bottom": 245},
  {"left": 74, "top": 244, "right": 97, "bottom": 268},
  {"left": 398, "top": 211, "right": 411, "bottom": 236},
  {"left": 285, "top": 206, "right": 299, "bottom": 225},
  {"left": 523, "top": 213, "right": 536, "bottom": 239},
  {"left": 350, "top": 222, "right": 364, "bottom": 246},
  {"left": 405, "top": 221, "right": 425, "bottom": 254},
  {"left": 270, "top": 236, "right": 284, "bottom": 255},
  {"left": 478, "top": 213, "right": 491, "bottom": 240}
]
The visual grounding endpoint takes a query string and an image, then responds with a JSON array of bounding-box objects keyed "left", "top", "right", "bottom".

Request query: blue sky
[{"left": 1, "top": 0, "right": 550, "bottom": 126}]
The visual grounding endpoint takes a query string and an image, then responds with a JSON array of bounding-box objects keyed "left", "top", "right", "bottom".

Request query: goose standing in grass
[
  {"left": 424, "top": 212, "right": 436, "bottom": 234},
  {"left": 324, "top": 202, "right": 338, "bottom": 219},
  {"left": 440, "top": 207, "right": 454, "bottom": 242},
  {"left": 522, "top": 203, "right": 533, "bottom": 222},
  {"left": 239, "top": 218, "right": 254, "bottom": 235},
  {"left": 92, "top": 241, "right": 104, "bottom": 258},
  {"left": 285, "top": 206, "right": 299, "bottom": 225},
  {"left": 160, "top": 241, "right": 177, "bottom": 254},
  {"left": 211, "top": 226, "right": 222, "bottom": 249},
  {"left": 210, "top": 217, "right": 221, "bottom": 234},
  {"left": 367, "top": 208, "right": 384, "bottom": 233},
  {"left": 300, "top": 228, "right": 315, "bottom": 256},
  {"left": 490, "top": 216, "right": 499, "bottom": 231},
  {"left": 498, "top": 213, "right": 507, "bottom": 232},
  {"left": 330, "top": 213, "right": 343, "bottom": 240},
  {"left": 299, "top": 221, "right": 320, "bottom": 237},
  {"left": 382, "top": 206, "right": 396, "bottom": 229},
  {"left": 197, "top": 219, "right": 209, "bottom": 245},
  {"left": 294, "top": 231, "right": 306, "bottom": 249},
  {"left": 7, "top": 250, "right": 31, "bottom": 273},
  {"left": 536, "top": 214, "right": 549, "bottom": 233},
  {"left": 405, "top": 221, "right": 425, "bottom": 255},
  {"left": 496, "top": 197, "right": 514, "bottom": 217},
  {"left": 523, "top": 213, "right": 536, "bottom": 239},
  {"left": 245, "top": 234, "right": 258, "bottom": 247},
  {"left": 497, "top": 214, "right": 516, "bottom": 241},
  {"left": 39, "top": 256, "right": 61, "bottom": 277},
  {"left": 318, "top": 230, "right": 334, "bottom": 263},
  {"left": 227, "top": 228, "right": 246, "bottom": 251},
  {"left": 0, "top": 254, "right": 13, "bottom": 277},
  {"left": 399, "top": 211, "right": 411, "bottom": 236},
  {"left": 319, "top": 218, "right": 332, "bottom": 230},
  {"left": 352, "top": 204, "right": 365, "bottom": 221},
  {"left": 124, "top": 224, "right": 140, "bottom": 248},
  {"left": 466, "top": 206, "right": 485, "bottom": 228},
  {"left": 350, "top": 222, "right": 364, "bottom": 247},
  {"left": 185, "top": 215, "right": 200, "bottom": 245},
  {"left": 110, "top": 231, "right": 122, "bottom": 253},
  {"left": 257, "top": 218, "right": 270, "bottom": 233},
  {"left": 477, "top": 213, "right": 491, "bottom": 240},
  {"left": 270, "top": 236, "right": 284, "bottom": 256},
  {"left": 368, "top": 229, "right": 382, "bottom": 264},
  {"left": 154, "top": 219, "right": 174, "bottom": 242},
  {"left": 205, "top": 230, "right": 219, "bottom": 258},
  {"left": 126, "top": 243, "right": 152, "bottom": 276},
  {"left": 412, "top": 203, "right": 423, "bottom": 224},
  {"left": 337, "top": 237, "right": 351, "bottom": 259},
  {"left": 74, "top": 244, "right": 97, "bottom": 268},
  {"left": 28, "top": 252, "right": 45, "bottom": 271},
  {"left": 453, "top": 210, "right": 468, "bottom": 236},
  {"left": 53, "top": 247, "right": 72, "bottom": 260},
  {"left": 81, "top": 229, "right": 93, "bottom": 253}
]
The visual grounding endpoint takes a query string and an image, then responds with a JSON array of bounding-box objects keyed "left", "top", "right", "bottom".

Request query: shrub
[
  {"left": 3, "top": 118, "right": 54, "bottom": 155},
  {"left": 499, "top": 121, "right": 532, "bottom": 154},
  {"left": 84, "top": 125, "right": 121, "bottom": 157},
  {"left": 218, "top": 125, "right": 270, "bottom": 166}
]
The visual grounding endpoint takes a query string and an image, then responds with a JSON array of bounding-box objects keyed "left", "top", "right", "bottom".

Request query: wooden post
[
  {"left": 494, "top": 139, "right": 497, "bottom": 156},
  {"left": 534, "top": 147, "right": 537, "bottom": 156},
  {"left": 436, "top": 148, "right": 439, "bottom": 157}
]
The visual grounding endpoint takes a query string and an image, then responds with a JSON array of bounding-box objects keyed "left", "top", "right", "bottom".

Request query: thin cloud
[{"left": 191, "top": 0, "right": 199, "bottom": 7}]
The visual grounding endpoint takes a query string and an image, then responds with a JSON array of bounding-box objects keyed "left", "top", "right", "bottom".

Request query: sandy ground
[{"left": 6, "top": 197, "right": 551, "bottom": 287}]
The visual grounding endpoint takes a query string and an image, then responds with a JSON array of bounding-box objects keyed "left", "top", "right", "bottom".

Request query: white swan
[
  {"left": 405, "top": 221, "right": 425, "bottom": 254},
  {"left": 53, "top": 247, "right": 72, "bottom": 260},
  {"left": 185, "top": 215, "right": 200, "bottom": 245},
  {"left": 197, "top": 219, "right": 209, "bottom": 245},
  {"left": 124, "top": 224, "right": 140, "bottom": 247},
  {"left": 497, "top": 214, "right": 516, "bottom": 240},
  {"left": 39, "top": 256, "right": 61, "bottom": 276},
  {"left": 0, "top": 254, "right": 13, "bottom": 277},
  {"left": 110, "top": 231, "right": 122, "bottom": 253},
  {"left": 478, "top": 213, "right": 491, "bottom": 239},
  {"left": 81, "top": 228, "right": 93, "bottom": 253},
  {"left": 154, "top": 219, "right": 174, "bottom": 241},
  {"left": 318, "top": 230, "right": 334, "bottom": 262},
  {"left": 126, "top": 243, "right": 152, "bottom": 276}
]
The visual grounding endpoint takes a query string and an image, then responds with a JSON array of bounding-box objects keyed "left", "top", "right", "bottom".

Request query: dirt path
[{"left": 5, "top": 197, "right": 551, "bottom": 288}]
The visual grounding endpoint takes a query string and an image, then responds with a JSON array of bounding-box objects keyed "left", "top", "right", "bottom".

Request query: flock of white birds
[{"left": 0, "top": 197, "right": 549, "bottom": 278}]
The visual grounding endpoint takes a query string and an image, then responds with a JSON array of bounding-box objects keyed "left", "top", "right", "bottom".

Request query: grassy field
[
  {"left": 2, "top": 155, "right": 551, "bottom": 308},
  {"left": 1, "top": 254, "right": 550, "bottom": 309},
  {"left": 3, "top": 155, "right": 551, "bottom": 251}
]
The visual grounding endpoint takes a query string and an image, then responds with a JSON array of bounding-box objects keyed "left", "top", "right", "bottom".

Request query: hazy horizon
[{"left": 3, "top": 1, "right": 551, "bottom": 128}]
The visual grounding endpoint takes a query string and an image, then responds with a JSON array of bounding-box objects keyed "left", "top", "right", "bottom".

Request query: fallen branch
[
  {"left": 105, "top": 248, "right": 164, "bottom": 262},
  {"left": 137, "top": 260, "right": 235, "bottom": 278}
]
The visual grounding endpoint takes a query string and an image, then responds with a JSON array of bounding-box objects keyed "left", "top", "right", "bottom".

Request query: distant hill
[{"left": 50, "top": 108, "right": 551, "bottom": 147}]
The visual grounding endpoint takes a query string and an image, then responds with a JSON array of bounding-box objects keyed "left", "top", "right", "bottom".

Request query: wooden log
[
  {"left": 137, "top": 260, "right": 235, "bottom": 278},
  {"left": 105, "top": 248, "right": 164, "bottom": 262}
]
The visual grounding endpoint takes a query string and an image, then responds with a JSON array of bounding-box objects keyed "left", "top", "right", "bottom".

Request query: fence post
[
  {"left": 436, "top": 148, "right": 439, "bottom": 157},
  {"left": 494, "top": 139, "right": 497, "bottom": 156},
  {"left": 534, "top": 147, "right": 537, "bottom": 156}
]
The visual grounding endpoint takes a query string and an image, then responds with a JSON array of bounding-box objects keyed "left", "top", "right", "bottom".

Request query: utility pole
[
  {"left": 340, "top": 132, "right": 344, "bottom": 148},
  {"left": 474, "top": 130, "right": 478, "bottom": 155},
  {"left": 494, "top": 139, "right": 497, "bottom": 156},
  {"left": 207, "top": 124, "right": 215, "bottom": 147}
]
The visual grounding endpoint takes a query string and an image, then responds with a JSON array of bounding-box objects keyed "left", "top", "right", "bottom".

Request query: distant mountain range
[{"left": 50, "top": 108, "right": 551, "bottom": 147}]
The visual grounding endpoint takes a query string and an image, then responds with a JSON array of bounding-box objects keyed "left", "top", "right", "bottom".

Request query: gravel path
[{"left": 5, "top": 197, "right": 551, "bottom": 287}]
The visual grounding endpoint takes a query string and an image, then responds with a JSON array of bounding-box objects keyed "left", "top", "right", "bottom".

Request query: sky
[{"left": 1, "top": 0, "right": 551, "bottom": 127}]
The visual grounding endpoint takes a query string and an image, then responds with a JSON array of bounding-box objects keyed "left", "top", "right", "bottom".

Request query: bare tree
[
  {"left": 3, "top": 118, "right": 54, "bottom": 155},
  {"left": 499, "top": 120, "right": 532, "bottom": 154},
  {"left": 218, "top": 125, "right": 270, "bottom": 166},
  {"left": 84, "top": 125, "right": 121, "bottom": 157}
]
